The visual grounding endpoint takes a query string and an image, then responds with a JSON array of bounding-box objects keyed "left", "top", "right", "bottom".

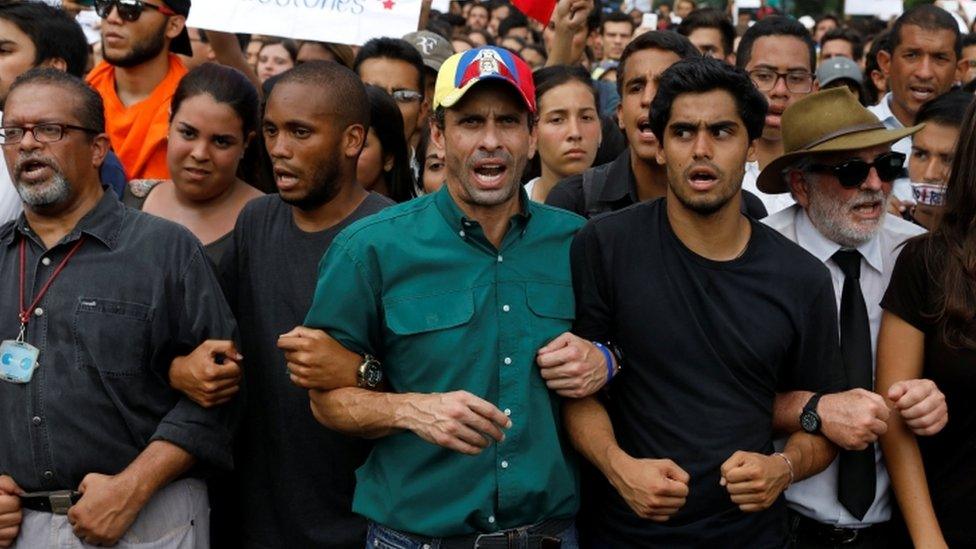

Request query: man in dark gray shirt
[
  {"left": 0, "top": 69, "right": 237, "bottom": 547},
  {"left": 170, "top": 61, "right": 392, "bottom": 547}
]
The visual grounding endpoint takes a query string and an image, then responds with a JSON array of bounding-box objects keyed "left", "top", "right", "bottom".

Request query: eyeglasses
[
  {"left": 748, "top": 68, "right": 814, "bottom": 93},
  {"left": 391, "top": 90, "right": 423, "bottom": 104},
  {"left": 808, "top": 151, "right": 907, "bottom": 188},
  {"left": 94, "top": 0, "right": 176, "bottom": 22},
  {"left": 0, "top": 123, "right": 99, "bottom": 146}
]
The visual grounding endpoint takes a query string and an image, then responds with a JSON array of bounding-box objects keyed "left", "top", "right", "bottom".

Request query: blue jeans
[{"left": 366, "top": 521, "right": 579, "bottom": 549}]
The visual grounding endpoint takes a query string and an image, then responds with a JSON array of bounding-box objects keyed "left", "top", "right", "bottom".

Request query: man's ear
[
  {"left": 877, "top": 48, "right": 892, "bottom": 78},
  {"left": 91, "top": 133, "right": 111, "bottom": 170},
  {"left": 166, "top": 15, "right": 187, "bottom": 42},
  {"left": 38, "top": 57, "right": 68, "bottom": 72},
  {"left": 344, "top": 124, "right": 367, "bottom": 159},
  {"left": 786, "top": 169, "right": 810, "bottom": 208}
]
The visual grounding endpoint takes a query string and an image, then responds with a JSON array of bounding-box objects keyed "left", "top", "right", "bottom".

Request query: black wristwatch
[
  {"left": 800, "top": 392, "right": 823, "bottom": 433},
  {"left": 356, "top": 354, "right": 383, "bottom": 389}
]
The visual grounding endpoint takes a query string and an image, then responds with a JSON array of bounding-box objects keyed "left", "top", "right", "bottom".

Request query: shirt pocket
[
  {"left": 73, "top": 297, "right": 153, "bottom": 376},
  {"left": 525, "top": 281, "right": 575, "bottom": 340},
  {"left": 384, "top": 288, "right": 475, "bottom": 336}
]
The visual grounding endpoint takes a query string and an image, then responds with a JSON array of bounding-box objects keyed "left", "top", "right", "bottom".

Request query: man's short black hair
[
  {"left": 736, "top": 16, "right": 815, "bottom": 71},
  {"left": 962, "top": 32, "right": 976, "bottom": 50},
  {"left": 498, "top": 12, "right": 529, "bottom": 38},
  {"left": 915, "top": 89, "right": 974, "bottom": 127},
  {"left": 273, "top": 61, "right": 370, "bottom": 132},
  {"left": 890, "top": 4, "right": 961, "bottom": 58},
  {"left": 650, "top": 56, "right": 767, "bottom": 143},
  {"left": 821, "top": 27, "right": 865, "bottom": 62},
  {"left": 0, "top": 3, "right": 89, "bottom": 78},
  {"left": 616, "top": 31, "right": 700, "bottom": 97},
  {"left": 8, "top": 68, "right": 104, "bottom": 134},
  {"left": 353, "top": 37, "right": 426, "bottom": 96},
  {"left": 677, "top": 8, "right": 735, "bottom": 58},
  {"left": 601, "top": 11, "right": 635, "bottom": 35}
]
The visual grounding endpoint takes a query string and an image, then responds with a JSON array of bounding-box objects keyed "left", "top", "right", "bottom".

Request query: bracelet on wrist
[
  {"left": 773, "top": 452, "right": 795, "bottom": 487},
  {"left": 592, "top": 341, "right": 617, "bottom": 383}
]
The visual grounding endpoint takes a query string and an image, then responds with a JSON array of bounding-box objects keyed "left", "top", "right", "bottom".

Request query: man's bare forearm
[
  {"left": 121, "top": 441, "right": 195, "bottom": 506},
  {"left": 309, "top": 388, "right": 411, "bottom": 438},
  {"left": 563, "top": 396, "right": 625, "bottom": 481},
  {"left": 773, "top": 390, "right": 812, "bottom": 434},
  {"left": 781, "top": 431, "right": 836, "bottom": 483}
]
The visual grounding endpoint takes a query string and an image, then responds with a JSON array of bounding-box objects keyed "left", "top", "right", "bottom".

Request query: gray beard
[
  {"left": 805, "top": 182, "right": 887, "bottom": 248},
  {"left": 16, "top": 172, "right": 72, "bottom": 208}
]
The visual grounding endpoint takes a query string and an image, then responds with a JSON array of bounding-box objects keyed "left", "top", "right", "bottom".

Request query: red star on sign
[{"left": 382, "top": 0, "right": 395, "bottom": 9}]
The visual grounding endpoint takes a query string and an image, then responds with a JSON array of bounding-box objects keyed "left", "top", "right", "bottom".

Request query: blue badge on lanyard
[{"left": 0, "top": 326, "right": 40, "bottom": 383}]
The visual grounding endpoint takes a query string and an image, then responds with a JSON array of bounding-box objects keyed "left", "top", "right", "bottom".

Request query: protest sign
[
  {"left": 187, "top": 0, "right": 424, "bottom": 46},
  {"left": 844, "top": 0, "right": 902, "bottom": 20}
]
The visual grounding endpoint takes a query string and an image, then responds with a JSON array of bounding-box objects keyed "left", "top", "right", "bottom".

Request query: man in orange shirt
[{"left": 87, "top": 0, "right": 191, "bottom": 181}]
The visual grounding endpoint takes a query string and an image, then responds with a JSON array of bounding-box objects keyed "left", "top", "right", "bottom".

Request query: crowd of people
[{"left": 0, "top": 0, "right": 973, "bottom": 547}]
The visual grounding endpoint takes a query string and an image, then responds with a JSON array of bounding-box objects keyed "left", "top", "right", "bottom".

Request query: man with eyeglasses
[
  {"left": 736, "top": 16, "right": 818, "bottom": 215},
  {"left": 0, "top": 68, "right": 238, "bottom": 548},
  {"left": 86, "top": 0, "right": 192, "bottom": 181},
  {"left": 353, "top": 37, "right": 429, "bottom": 151},
  {"left": 759, "top": 87, "right": 949, "bottom": 548}
]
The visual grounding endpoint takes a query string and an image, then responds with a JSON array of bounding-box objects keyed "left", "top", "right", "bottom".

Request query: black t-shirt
[
  {"left": 881, "top": 237, "right": 976, "bottom": 547},
  {"left": 571, "top": 199, "right": 844, "bottom": 548},
  {"left": 218, "top": 193, "right": 392, "bottom": 548}
]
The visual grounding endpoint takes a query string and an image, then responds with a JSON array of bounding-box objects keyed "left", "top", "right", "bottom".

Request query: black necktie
[{"left": 833, "top": 249, "right": 876, "bottom": 520}]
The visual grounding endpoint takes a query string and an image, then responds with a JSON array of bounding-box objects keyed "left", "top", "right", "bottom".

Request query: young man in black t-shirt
[{"left": 565, "top": 57, "right": 845, "bottom": 548}]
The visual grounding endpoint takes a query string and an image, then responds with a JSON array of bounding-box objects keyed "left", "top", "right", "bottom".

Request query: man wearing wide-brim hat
[{"left": 762, "top": 86, "right": 949, "bottom": 547}]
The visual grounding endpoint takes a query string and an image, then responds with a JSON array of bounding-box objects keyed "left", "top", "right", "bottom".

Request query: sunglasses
[
  {"left": 808, "top": 151, "right": 906, "bottom": 188},
  {"left": 94, "top": 0, "right": 176, "bottom": 21}
]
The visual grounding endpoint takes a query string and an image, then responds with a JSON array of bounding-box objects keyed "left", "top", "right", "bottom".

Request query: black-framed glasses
[
  {"left": 94, "top": 0, "right": 176, "bottom": 22},
  {"left": 0, "top": 123, "right": 99, "bottom": 146},
  {"left": 748, "top": 68, "right": 814, "bottom": 93},
  {"left": 809, "top": 151, "right": 907, "bottom": 188}
]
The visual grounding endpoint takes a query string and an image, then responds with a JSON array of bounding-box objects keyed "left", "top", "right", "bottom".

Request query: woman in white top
[{"left": 526, "top": 65, "right": 602, "bottom": 202}]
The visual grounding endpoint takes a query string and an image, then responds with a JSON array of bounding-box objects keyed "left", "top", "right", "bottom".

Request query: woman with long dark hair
[
  {"left": 877, "top": 99, "right": 976, "bottom": 548},
  {"left": 356, "top": 85, "right": 415, "bottom": 202}
]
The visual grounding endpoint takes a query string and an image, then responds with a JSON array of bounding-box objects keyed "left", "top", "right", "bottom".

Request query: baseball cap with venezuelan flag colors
[{"left": 433, "top": 46, "right": 536, "bottom": 113}]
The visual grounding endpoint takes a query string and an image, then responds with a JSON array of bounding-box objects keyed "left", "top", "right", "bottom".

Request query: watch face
[
  {"left": 800, "top": 411, "right": 819, "bottom": 433},
  {"left": 363, "top": 362, "right": 383, "bottom": 387}
]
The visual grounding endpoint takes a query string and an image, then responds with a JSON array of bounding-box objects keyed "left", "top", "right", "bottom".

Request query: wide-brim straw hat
[{"left": 756, "top": 87, "right": 923, "bottom": 194}]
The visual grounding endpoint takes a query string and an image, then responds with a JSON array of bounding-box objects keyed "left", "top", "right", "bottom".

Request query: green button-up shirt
[{"left": 304, "top": 186, "right": 583, "bottom": 537}]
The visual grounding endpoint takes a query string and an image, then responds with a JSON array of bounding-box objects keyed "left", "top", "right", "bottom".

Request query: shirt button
[
  {"left": 504, "top": 408, "right": 511, "bottom": 416},
  {"left": 497, "top": 255, "right": 503, "bottom": 262},
  {"left": 33, "top": 308, "right": 43, "bottom": 317},
  {"left": 503, "top": 357, "right": 512, "bottom": 365},
  {"left": 501, "top": 460, "right": 509, "bottom": 469},
  {"left": 41, "top": 257, "right": 51, "bottom": 266},
  {"left": 459, "top": 230, "right": 466, "bottom": 237},
  {"left": 502, "top": 305, "right": 510, "bottom": 312},
  {"left": 488, "top": 516, "right": 496, "bottom": 524},
  {"left": 32, "top": 416, "right": 42, "bottom": 425},
  {"left": 43, "top": 470, "right": 53, "bottom": 480}
]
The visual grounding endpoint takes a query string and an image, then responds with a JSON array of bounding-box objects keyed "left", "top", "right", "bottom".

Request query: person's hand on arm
[
  {"left": 309, "top": 389, "right": 511, "bottom": 455},
  {"left": 0, "top": 476, "right": 22, "bottom": 548},
  {"left": 544, "top": 0, "right": 594, "bottom": 67},
  {"left": 67, "top": 441, "right": 194, "bottom": 546},
  {"left": 721, "top": 431, "right": 836, "bottom": 512},
  {"left": 877, "top": 311, "right": 947, "bottom": 549},
  {"left": 536, "top": 332, "right": 615, "bottom": 398},
  {"left": 772, "top": 389, "right": 888, "bottom": 450},
  {"left": 279, "top": 326, "right": 363, "bottom": 390},
  {"left": 887, "top": 378, "right": 947, "bottom": 436},
  {"left": 168, "top": 340, "right": 243, "bottom": 408},
  {"left": 563, "top": 397, "right": 689, "bottom": 521}
]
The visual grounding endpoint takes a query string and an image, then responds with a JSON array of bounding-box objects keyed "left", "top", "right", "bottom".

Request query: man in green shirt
[{"left": 302, "top": 46, "right": 613, "bottom": 547}]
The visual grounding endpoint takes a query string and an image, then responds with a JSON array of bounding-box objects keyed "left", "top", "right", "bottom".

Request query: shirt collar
[
  {"left": 872, "top": 93, "right": 902, "bottom": 129},
  {"left": 795, "top": 207, "right": 884, "bottom": 275},
  {"left": 598, "top": 150, "right": 639, "bottom": 203},
  {"left": 2, "top": 190, "right": 124, "bottom": 250},
  {"left": 433, "top": 183, "right": 531, "bottom": 232}
]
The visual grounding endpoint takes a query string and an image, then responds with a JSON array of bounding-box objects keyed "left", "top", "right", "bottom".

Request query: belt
[
  {"left": 380, "top": 518, "right": 572, "bottom": 549},
  {"left": 19, "top": 490, "right": 81, "bottom": 515},
  {"left": 790, "top": 510, "right": 888, "bottom": 545}
]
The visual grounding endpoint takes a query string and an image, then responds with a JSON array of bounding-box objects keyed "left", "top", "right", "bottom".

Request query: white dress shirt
[
  {"left": 0, "top": 113, "right": 21, "bottom": 225},
  {"left": 741, "top": 160, "right": 795, "bottom": 216},
  {"left": 867, "top": 94, "right": 914, "bottom": 202},
  {"left": 764, "top": 204, "right": 925, "bottom": 528}
]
